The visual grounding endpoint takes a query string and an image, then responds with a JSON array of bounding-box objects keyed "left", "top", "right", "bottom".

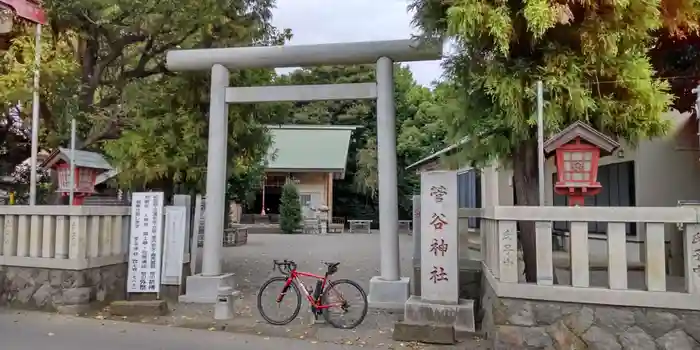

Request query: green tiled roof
[{"left": 266, "top": 125, "right": 359, "bottom": 172}]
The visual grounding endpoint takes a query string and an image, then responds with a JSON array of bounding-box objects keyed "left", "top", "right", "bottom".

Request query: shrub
[{"left": 279, "top": 182, "right": 302, "bottom": 234}]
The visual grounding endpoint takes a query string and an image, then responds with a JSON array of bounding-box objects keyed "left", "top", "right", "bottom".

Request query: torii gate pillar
[{"left": 166, "top": 39, "right": 441, "bottom": 308}]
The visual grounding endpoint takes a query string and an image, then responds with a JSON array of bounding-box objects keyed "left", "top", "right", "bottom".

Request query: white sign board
[
  {"left": 161, "top": 206, "right": 187, "bottom": 285},
  {"left": 127, "top": 192, "right": 165, "bottom": 293},
  {"left": 420, "top": 171, "right": 459, "bottom": 304}
]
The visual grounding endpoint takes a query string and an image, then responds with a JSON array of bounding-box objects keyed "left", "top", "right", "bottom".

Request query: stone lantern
[{"left": 543, "top": 121, "right": 620, "bottom": 206}]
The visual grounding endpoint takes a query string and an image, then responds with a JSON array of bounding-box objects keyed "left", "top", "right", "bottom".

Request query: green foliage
[
  {"left": 409, "top": 0, "right": 700, "bottom": 281},
  {"left": 274, "top": 65, "right": 449, "bottom": 220},
  {"left": 410, "top": 0, "right": 681, "bottom": 188},
  {"left": 227, "top": 158, "right": 265, "bottom": 206},
  {"left": 101, "top": 71, "right": 275, "bottom": 193},
  {"left": 0, "top": 0, "right": 449, "bottom": 218},
  {"left": 90, "top": 0, "right": 290, "bottom": 192},
  {"left": 279, "top": 182, "right": 301, "bottom": 234},
  {"left": 0, "top": 0, "right": 292, "bottom": 195},
  {"left": 0, "top": 29, "right": 79, "bottom": 177}
]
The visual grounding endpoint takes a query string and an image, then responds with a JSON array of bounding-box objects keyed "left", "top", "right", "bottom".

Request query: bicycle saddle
[{"left": 322, "top": 261, "right": 340, "bottom": 275}]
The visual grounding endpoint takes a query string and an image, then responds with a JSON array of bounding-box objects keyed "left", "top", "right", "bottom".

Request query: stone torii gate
[{"left": 166, "top": 39, "right": 441, "bottom": 309}]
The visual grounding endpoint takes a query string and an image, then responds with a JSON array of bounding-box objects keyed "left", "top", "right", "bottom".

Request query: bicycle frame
[{"left": 278, "top": 269, "right": 341, "bottom": 310}]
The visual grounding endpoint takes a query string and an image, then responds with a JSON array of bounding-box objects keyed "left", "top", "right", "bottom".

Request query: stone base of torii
[{"left": 393, "top": 171, "right": 476, "bottom": 345}]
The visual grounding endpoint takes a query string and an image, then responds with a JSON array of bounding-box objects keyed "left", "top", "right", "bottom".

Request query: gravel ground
[
  {"left": 90, "top": 233, "right": 486, "bottom": 349},
  {"left": 221, "top": 233, "right": 415, "bottom": 294}
]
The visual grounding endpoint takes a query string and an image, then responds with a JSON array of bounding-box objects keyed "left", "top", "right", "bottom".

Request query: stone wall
[
  {"left": 0, "top": 263, "right": 127, "bottom": 313},
  {"left": 482, "top": 281, "right": 700, "bottom": 349}
]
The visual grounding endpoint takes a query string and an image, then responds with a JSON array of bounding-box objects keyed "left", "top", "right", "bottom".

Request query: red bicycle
[{"left": 256, "top": 259, "right": 368, "bottom": 329}]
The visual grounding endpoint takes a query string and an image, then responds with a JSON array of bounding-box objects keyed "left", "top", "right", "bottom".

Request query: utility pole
[
  {"left": 69, "top": 119, "right": 76, "bottom": 206},
  {"left": 28, "top": 23, "right": 42, "bottom": 205},
  {"left": 536, "top": 81, "right": 545, "bottom": 206},
  {"left": 692, "top": 83, "right": 700, "bottom": 160}
]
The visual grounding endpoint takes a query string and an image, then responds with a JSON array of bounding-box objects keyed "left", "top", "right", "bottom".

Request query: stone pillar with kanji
[
  {"left": 420, "top": 172, "right": 458, "bottom": 301},
  {"left": 393, "top": 170, "right": 475, "bottom": 344}
]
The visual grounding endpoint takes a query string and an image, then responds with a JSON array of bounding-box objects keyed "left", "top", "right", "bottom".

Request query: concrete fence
[
  {"left": 463, "top": 206, "right": 700, "bottom": 310},
  {"left": 0, "top": 206, "right": 130, "bottom": 270}
]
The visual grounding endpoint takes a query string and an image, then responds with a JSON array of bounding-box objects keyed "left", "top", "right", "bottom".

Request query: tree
[
  {"left": 275, "top": 65, "right": 448, "bottom": 220},
  {"left": 409, "top": 0, "right": 698, "bottom": 281},
  {"left": 227, "top": 160, "right": 265, "bottom": 207},
  {"left": 0, "top": 27, "right": 79, "bottom": 202},
  {"left": 100, "top": 71, "right": 276, "bottom": 195},
  {"left": 41, "top": 0, "right": 291, "bottom": 148},
  {"left": 68, "top": 0, "right": 290, "bottom": 194},
  {"left": 279, "top": 182, "right": 301, "bottom": 234},
  {"left": 0, "top": 27, "right": 78, "bottom": 177},
  {"left": 0, "top": 0, "right": 292, "bottom": 196}
]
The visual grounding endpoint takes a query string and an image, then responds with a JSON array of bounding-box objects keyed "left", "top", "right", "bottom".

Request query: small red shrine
[
  {"left": 40, "top": 148, "right": 114, "bottom": 205},
  {"left": 543, "top": 121, "right": 620, "bottom": 206},
  {"left": 1, "top": 0, "right": 46, "bottom": 50},
  {"left": 0, "top": 0, "right": 45, "bottom": 32}
]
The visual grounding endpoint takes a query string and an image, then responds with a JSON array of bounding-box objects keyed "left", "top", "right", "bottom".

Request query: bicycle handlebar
[{"left": 272, "top": 259, "right": 297, "bottom": 275}]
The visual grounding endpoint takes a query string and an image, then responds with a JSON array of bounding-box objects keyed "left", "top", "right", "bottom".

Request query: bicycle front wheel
[
  {"left": 257, "top": 276, "right": 302, "bottom": 325},
  {"left": 321, "top": 279, "right": 368, "bottom": 329}
]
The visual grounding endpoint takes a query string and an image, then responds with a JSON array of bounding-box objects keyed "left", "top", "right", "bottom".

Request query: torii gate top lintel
[{"left": 166, "top": 39, "right": 442, "bottom": 72}]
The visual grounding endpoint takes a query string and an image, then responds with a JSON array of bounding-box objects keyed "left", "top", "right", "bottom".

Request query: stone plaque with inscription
[{"left": 420, "top": 171, "right": 459, "bottom": 304}]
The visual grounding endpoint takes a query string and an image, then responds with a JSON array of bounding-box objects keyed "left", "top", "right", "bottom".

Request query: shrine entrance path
[
  {"left": 92, "top": 233, "right": 485, "bottom": 349},
  {"left": 221, "top": 233, "right": 414, "bottom": 294}
]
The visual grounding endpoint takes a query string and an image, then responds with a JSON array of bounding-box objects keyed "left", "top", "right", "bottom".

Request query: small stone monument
[
  {"left": 393, "top": 170, "right": 474, "bottom": 344},
  {"left": 318, "top": 205, "right": 329, "bottom": 235}
]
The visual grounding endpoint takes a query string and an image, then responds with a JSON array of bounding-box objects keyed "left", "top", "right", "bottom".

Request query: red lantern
[
  {"left": 544, "top": 121, "right": 620, "bottom": 207},
  {"left": 553, "top": 137, "right": 602, "bottom": 206}
]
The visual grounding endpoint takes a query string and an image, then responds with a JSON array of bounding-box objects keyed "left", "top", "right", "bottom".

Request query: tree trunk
[{"left": 512, "top": 139, "right": 540, "bottom": 283}]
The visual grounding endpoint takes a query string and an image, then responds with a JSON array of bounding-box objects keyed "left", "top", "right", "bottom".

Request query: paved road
[{"left": 0, "top": 310, "right": 362, "bottom": 350}]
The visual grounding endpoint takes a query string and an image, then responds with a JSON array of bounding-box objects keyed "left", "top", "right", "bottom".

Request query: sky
[{"left": 271, "top": 0, "right": 444, "bottom": 86}]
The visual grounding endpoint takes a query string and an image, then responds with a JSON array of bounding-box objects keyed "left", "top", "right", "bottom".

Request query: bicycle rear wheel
[
  {"left": 257, "top": 276, "right": 302, "bottom": 325},
  {"left": 321, "top": 279, "right": 368, "bottom": 329}
]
